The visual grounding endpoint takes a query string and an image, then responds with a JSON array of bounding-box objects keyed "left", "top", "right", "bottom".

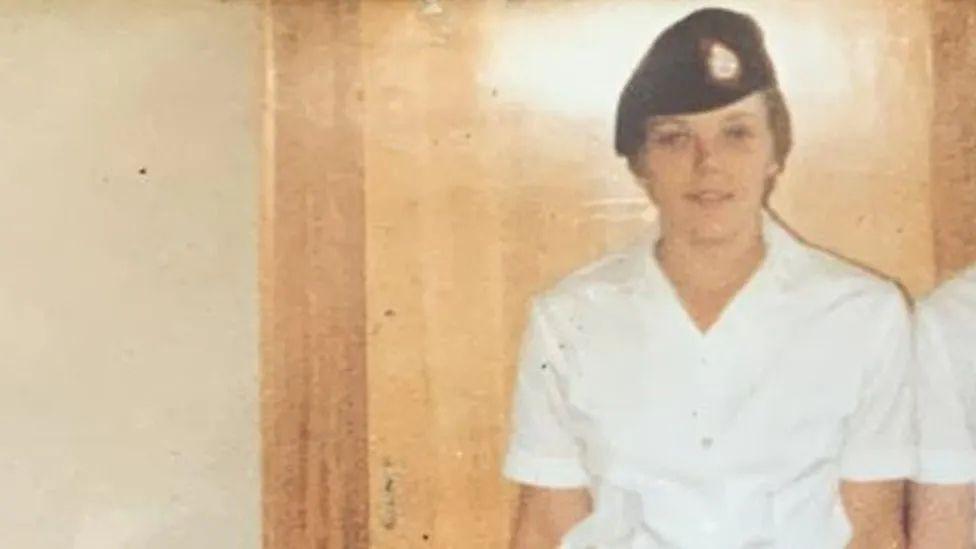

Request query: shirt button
[{"left": 701, "top": 436, "right": 714, "bottom": 449}]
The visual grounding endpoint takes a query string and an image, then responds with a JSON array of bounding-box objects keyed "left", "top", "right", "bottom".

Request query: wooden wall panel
[
  {"left": 762, "top": 0, "right": 936, "bottom": 296},
  {"left": 262, "top": 2, "right": 368, "bottom": 548},
  {"left": 930, "top": 0, "right": 976, "bottom": 281},
  {"left": 362, "top": 5, "right": 517, "bottom": 547},
  {"left": 362, "top": 3, "right": 644, "bottom": 547}
]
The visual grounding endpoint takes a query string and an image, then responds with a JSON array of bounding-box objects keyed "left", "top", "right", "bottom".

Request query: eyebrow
[
  {"left": 646, "top": 117, "right": 690, "bottom": 130},
  {"left": 647, "top": 110, "right": 761, "bottom": 130},
  {"left": 722, "top": 111, "right": 761, "bottom": 122}
]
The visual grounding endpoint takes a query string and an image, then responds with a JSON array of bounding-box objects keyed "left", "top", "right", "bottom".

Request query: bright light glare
[{"left": 482, "top": 2, "right": 852, "bottom": 121}]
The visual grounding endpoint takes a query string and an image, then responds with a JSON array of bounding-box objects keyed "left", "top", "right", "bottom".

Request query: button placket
[{"left": 696, "top": 344, "right": 720, "bottom": 453}]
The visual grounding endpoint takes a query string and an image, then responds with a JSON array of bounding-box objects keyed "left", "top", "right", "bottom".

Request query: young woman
[
  {"left": 502, "top": 8, "right": 914, "bottom": 548},
  {"left": 910, "top": 268, "right": 976, "bottom": 548}
]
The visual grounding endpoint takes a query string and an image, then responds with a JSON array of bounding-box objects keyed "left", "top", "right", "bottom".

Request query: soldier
[{"left": 503, "top": 7, "right": 914, "bottom": 548}]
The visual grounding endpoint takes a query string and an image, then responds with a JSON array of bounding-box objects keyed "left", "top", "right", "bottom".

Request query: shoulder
[
  {"left": 530, "top": 240, "right": 647, "bottom": 320},
  {"left": 780, "top": 235, "right": 908, "bottom": 318},
  {"left": 917, "top": 263, "right": 976, "bottom": 326}
]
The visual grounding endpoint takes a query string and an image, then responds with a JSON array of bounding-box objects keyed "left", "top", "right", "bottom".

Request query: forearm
[
  {"left": 509, "top": 486, "right": 590, "bottom": 549},
  {"left": 510, "top": 518, "right": 561, "bottom": 549},
  {"left": 846, "top": 526, "right": 906, "bottom": 549},
  {"left": 908, "top": 482, "right": 974, "bottom": 549},
  {"left": 510, "top": 503, "right": 565, "bottom": 549},
  {"left": 842, "top": 480, "right": 907, "bottom": 549}
]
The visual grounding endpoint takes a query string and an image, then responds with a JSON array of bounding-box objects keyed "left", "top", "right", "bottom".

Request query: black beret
[{"left": 615, "top": 8, "right": 780, "bottom": 158}]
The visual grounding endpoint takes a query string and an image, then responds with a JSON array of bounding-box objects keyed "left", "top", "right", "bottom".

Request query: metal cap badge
[{"left": 706, "top": 40, "right": 741, "bottom": 84}]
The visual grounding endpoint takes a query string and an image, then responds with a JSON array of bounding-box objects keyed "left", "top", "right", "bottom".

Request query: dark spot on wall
[
  {"left": 138, "top": 167, "right": 147, "bottom": 175},
  {"left": 380, "top": 458, "right": 397, "bottom": 530},
  {"left": 422, "top": 534, "right": 430, "bottom": 541},
  {"left": 384, "top": 309, "right": 396, "bottom": 318}
]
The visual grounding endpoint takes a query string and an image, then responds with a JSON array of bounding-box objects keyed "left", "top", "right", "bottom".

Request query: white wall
[{"left": 0, "top": 2, "right": 261, "bottom": 547}]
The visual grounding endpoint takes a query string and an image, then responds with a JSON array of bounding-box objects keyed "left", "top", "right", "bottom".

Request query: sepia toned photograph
[{"left": 2, "top": 1, "right": 975, "bottom": 547}]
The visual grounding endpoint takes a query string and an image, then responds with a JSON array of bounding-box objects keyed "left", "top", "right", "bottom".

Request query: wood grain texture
[
  {"left": 930, "top": 0, "right": 976, "bottom": 281},
  {"left": 261, "top": 1, "right": 368, "bottom": 548},
  {"left": 362, "top": 3, "right": 641, "bottom": 547},
  {"left": 762, "top": 0, "right": 936, "bottom": 297}
]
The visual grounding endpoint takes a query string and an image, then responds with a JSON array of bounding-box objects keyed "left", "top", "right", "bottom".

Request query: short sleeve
[
  {"left": 839, "top": 289, "right": 917, "bottom": 481},
  {"left": 502, "top": 298, "right": 589, "bottom": 488},
  {"left": 912, "top": 301, "right": 976, "bottom": 484}
]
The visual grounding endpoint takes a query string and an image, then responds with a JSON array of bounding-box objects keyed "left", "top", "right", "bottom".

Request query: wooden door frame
[
  {"left": 929, "top": 0, "right": 976, "bottom": 280},
  {"left": 260, "top": 1, "right": 369, "bottom": 548}
]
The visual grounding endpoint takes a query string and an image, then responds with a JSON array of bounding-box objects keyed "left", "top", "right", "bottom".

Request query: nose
[{"left": 693, "top": 135, "right": 719, "bottom": 173}]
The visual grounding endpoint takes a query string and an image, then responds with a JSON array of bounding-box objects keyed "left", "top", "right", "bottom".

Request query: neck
[{"left": 655, "top": 216, "right": 766, "bottom": 292}]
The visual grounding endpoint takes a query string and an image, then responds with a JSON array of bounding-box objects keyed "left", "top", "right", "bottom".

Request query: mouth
[{"left": 684, "top": 190, "right": 735, "bottom": 206}]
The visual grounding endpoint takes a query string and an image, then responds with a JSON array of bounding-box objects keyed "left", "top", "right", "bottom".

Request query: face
[{"left": 633, "top": 92, "right": 779, "bottom": 245}]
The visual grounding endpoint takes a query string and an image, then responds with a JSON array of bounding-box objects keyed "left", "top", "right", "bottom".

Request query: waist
[{"left": 560, "top": 467, "right": 849, "bottom": 548}]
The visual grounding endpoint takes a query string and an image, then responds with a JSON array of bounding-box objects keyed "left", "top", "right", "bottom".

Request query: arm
[
  {"left": 839, "top": 290, "right": 914, "bottom": 548},
  {"left": 911, "top": 302, "right": 976, "bottom": 548},
  {"left": 509, "top": 486, "right": 591, "bottom": 549},
  {"left": 503, "top": 299, "right": 591, "bottom": 547},
  {"left": 841, "top": 479, "right": 907, "bottom": 549},
  {"left": 907, "top": 482, "right": 974, "bottom": 549}
]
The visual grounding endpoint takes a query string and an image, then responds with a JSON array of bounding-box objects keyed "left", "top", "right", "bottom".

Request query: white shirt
[
  {"left": 503, "top": 212, "right": 915, "bottom": 549},
  {"left": 913, "top": 264, "right": 976, "bottom": 484}
]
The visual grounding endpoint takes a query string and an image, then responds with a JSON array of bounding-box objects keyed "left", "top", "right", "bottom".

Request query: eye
[
  {"left": 649, "top": 129, "right": 691, "bottom": 148},
  {"left": 723, "top": 124, "right": 755, "bottom": 141}
]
